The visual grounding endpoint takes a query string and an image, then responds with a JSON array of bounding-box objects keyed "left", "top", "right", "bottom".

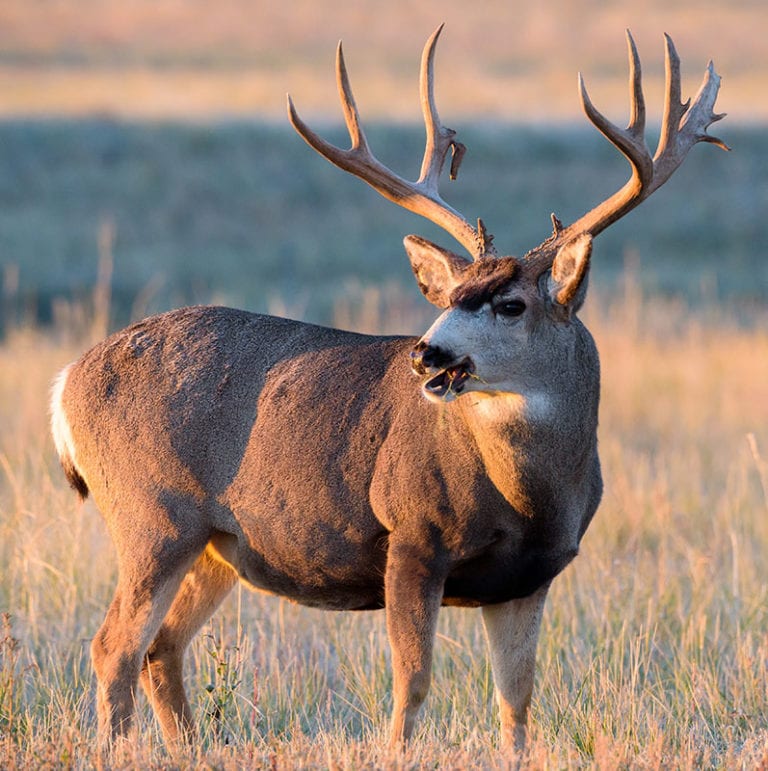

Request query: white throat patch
[{"left": 466, "top": 390, "right": 554, "bottom": 424}]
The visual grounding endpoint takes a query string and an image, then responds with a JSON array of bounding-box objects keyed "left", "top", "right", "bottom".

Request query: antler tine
[
  {"left": 335, "top": 41, "right": 370, "bottom": 155},
  {"left": 656, "top": 33, "right": 688, "bottom": 163},
  {"left": 288, "top": 27, "right": 490, "bottom": 260},
  {"left": 418, "top": 24, "right": 462, "bottom": 187},
  {"left": 286, "top": 46, "right": 372, "bottom": 181},
  {"left": 626, "top": 31, "right": 646, "bottom": 138},
  {"left": 576, "top": 31, "right": 653, "bottom": 211},
  {"left": 556, "top": 31, "right": 728, "bottom": 246},
  {"left": 654, "top": 35, "right": 730, "bottom": 177}
]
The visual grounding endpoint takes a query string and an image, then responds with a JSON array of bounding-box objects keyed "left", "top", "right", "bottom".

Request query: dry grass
[
  {"left": 0, "top": 278, "right": 767, "bottom": 768},
  {"left": 1, "top": 0, "right": 766, "bottom": 121}
]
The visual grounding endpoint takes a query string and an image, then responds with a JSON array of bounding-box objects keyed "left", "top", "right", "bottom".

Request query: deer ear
[
  {"left": 547, "top": 234, "right": 593, "bottom": 313},
  {"left": 404, "top": 235, "right": 470, "bottom": 309}
]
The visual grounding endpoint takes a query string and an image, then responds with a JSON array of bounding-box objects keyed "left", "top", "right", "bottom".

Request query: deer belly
[{"left": 209, "top": 521, "right": 388, "bottom": 611}]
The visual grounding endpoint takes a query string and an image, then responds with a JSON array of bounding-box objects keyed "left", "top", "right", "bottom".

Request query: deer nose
[{"left": 410, "top": 341, "right": 452, "bottom": 375}]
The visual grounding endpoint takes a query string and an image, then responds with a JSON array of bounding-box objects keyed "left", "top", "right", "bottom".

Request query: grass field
[
  {"left": 1, "top": 0, "right": 767, "bottom": 122},
  {"left": 0, "top": 277, "right": 767, "bottom": 768},
  {"left": 2, "top": 6, "right": 768, "bottom": 762}
]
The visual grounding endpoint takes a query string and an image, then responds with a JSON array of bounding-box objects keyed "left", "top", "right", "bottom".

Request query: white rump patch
[{"left": 50, "top": 364, "right": 79, "bottom": 471}]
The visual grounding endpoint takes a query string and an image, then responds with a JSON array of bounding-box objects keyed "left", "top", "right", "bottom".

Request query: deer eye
[{"left": 495, "top": 300, "right": 526, "bottom": 318}]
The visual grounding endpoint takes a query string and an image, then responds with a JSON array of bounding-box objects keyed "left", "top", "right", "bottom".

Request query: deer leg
[
  {"left": 480, "top": 582, "right": 550, "bottom": 754},
  {"left": 384, "top": 538, "right": 445, "bottom": 747},
  {"left": 139, "top": 545, "right": 238, "bottom": 744},
  {"left": 91, "top": 525, "right": 207, "bottom": 749}
]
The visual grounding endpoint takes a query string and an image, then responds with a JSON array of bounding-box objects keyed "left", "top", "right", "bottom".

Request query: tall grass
[{"left": 0, "top": 274, "right": 766, "bottom": 768}]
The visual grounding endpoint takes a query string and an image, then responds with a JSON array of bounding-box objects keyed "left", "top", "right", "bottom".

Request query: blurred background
[{"left": 0, "top": 0, "right": 766, "bottom": 329}]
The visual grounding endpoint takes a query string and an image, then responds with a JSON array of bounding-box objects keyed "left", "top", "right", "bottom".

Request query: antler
[
  {"left": 553, "top": 30, "right": 728, "bottom": 247},
  {"left": 287, "top": 25, "right": 495, "bottom": 260}
]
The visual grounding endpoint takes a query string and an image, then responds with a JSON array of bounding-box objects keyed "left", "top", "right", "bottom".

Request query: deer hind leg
[
  {"left": 384, "top": 537, "right": 445, "bottom": 747},
  {"left": 139, "top": 545, "right": 237, "bottom": 744},
  {"left": 480, "top": 582, "right": 550, "bottom": 755},
  {"left": 91, "top": 525, "right": 208, "bottom": 749}
]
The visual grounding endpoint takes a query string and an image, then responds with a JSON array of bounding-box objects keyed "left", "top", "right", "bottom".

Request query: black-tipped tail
[{"left": 61, "top": 457, "right": 89, "bottom": 501}]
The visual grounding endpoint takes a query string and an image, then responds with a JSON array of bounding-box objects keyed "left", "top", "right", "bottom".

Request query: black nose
[{"left": 410, "top": 341, "right": 453, "bottom": 375}]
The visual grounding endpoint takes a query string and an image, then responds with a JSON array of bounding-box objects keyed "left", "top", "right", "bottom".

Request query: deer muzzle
[{"left": 410, "top": 341, "right": 476, "bottom": 400}]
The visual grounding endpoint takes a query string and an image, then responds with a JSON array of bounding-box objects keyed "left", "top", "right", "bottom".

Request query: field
[
  {"left": 1, "top": 1, "right": 768, "bottom": 767},
  {"left": 2, "top": 121, "right": 766, "bottom": 331},
  {"left": 1, "top": 0, "right": 767, "bottom": 122},
  {"left": 0, "top": 280, "right": 767, "bottom": 769}
]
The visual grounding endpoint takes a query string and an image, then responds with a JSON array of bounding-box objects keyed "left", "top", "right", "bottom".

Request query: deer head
[{"left": 288, "top": 27, "right": 726, "bottom": 405}]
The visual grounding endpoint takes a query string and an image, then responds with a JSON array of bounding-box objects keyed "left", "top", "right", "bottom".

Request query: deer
[{"left": 50, "top": 26, "right": 726, "bottom": 756}]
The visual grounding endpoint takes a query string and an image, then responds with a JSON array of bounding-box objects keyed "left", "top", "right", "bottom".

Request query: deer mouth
[{"left": 423, "top": 357, "right": 476, "bottom": 399}]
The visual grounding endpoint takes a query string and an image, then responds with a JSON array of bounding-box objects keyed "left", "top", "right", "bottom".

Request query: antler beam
[{"left": 287, "top": 25, "right": 494, "bottom": 260}]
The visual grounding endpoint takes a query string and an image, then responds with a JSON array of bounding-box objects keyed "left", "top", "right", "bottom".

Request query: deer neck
[{"left": 456, "top": 388, "right": 596, "bottom": 518}]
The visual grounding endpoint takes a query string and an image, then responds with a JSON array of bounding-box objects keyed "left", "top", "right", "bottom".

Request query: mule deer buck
[{"left": 51, "top": 26, "right": 726, "bottom": 754}]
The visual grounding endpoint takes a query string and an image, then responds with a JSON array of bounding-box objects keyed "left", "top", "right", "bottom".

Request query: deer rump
[{"left": 60, "top": 304, "right": 582, "bottom": 612}]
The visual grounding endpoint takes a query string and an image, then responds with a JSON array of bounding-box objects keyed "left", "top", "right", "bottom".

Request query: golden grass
[
  {"left": 1, "top": 0, "right": 766, "bottom": 121},
  {"left": 0, "top": 283, "right": 767, "bottom": 768}
]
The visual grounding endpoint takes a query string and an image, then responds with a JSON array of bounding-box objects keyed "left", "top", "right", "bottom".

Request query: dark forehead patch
[{"left": 450, "top": 257, "right": 520, "bottom": 311}]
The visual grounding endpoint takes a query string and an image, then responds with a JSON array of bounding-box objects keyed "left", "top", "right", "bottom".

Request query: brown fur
[
  {"left": 450, "top": 257, "right": 520, "bottom": 311},
  {"left": 52, "top": 288, "right": 601, "bottom": 754}
]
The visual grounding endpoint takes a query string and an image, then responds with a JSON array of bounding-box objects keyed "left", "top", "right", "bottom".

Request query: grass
[
  {"left": 1, "top": 6, "right": 766, "bottom": 764},
  {"left": 0, "top": 275, "right": 766, "bottom": 768},
  {"left": 1, "top": 0, "right": 767, "bottom": 122}
]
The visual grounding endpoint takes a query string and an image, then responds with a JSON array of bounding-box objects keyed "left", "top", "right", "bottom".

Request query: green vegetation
[{"left": 1, "top": 120, "right": 764, "bottom": 331}]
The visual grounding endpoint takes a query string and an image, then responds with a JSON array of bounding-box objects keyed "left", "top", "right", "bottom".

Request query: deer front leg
[
  {"left": 384, "top": 537, "right": 445, "bottom": 748},
  {"left": 481, "top": 582, "right": 550, "bottom": 754}
]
